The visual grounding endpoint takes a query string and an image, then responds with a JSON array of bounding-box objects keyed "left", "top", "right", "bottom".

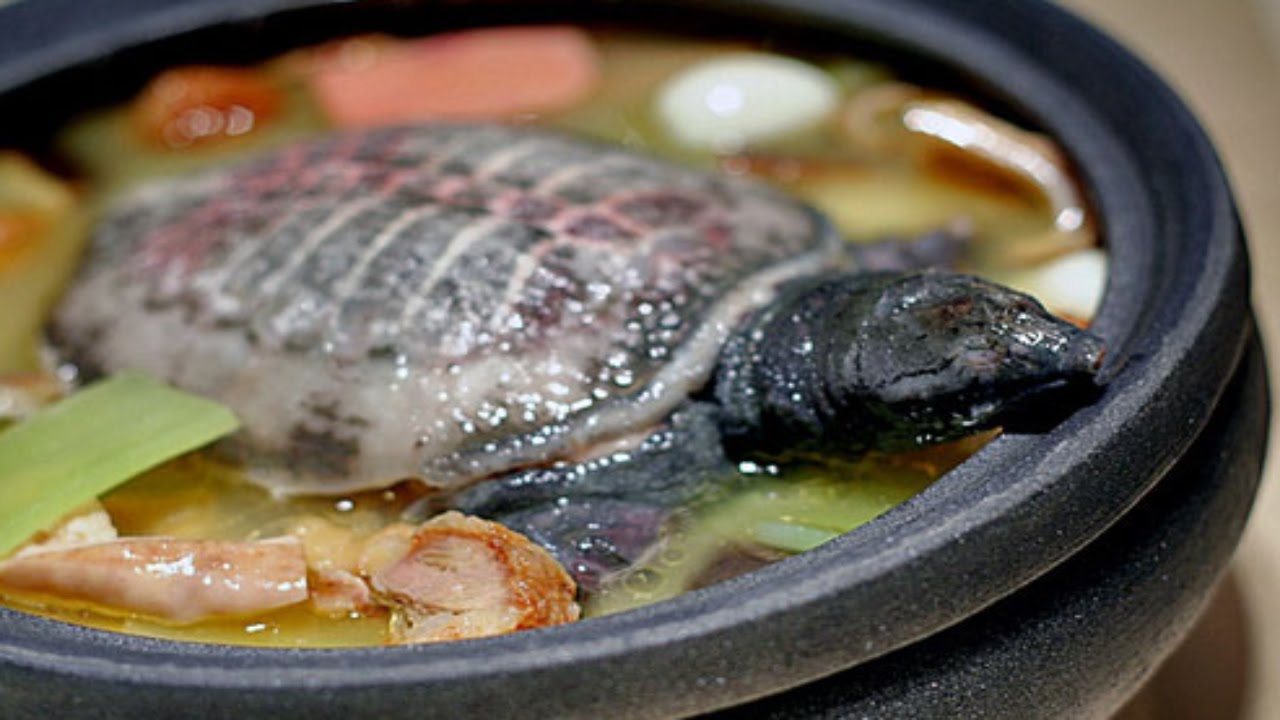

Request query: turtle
[{"left": 51, "top": 123, "right": 1104, "bottom": 589}]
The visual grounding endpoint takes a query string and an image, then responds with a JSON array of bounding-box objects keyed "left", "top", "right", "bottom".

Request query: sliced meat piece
[
  {"left": 0, "top": 536, "right": 307, "bottom": 624},
  {"left": 308, "top": 567, "right": 380, "bottom": 617},
  {"left": 286, "top": 517, "right": 412, "bottom": 617},
  {"left": 371, "top": 512, "right": 579, "bottom": 643},
  {"left": 356, "top": 522, "right": 416, "bottom": 578}
]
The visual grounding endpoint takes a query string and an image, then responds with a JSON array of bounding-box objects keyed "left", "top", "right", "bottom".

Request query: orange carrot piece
[
  {"left": 0, "top": 210, "right": 45, "bottom": 270},
  {"left": 308, "top": 26, "right": 600, "bottom": 128},
  {"left": 130, "top": 66, "right": 283, "bottom": 150}
]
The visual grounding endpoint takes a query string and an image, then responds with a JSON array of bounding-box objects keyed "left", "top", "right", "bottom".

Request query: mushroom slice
[
  {"left": 372, "top": 512, "right": 579, "bottom": 643},
  {"left": 843, "top": 87, "right": 1094, "bottom": 263},
  {"left": 0, "top": 536, "right": 308, "bottom": 624},
  {"left": 898, "top": 98, "right": 1087, "bottom": 237}
]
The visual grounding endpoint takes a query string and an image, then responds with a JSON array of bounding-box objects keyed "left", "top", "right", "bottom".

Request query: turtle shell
[{"left": 52, "top": 124, "right": 845, "bottom": 495}]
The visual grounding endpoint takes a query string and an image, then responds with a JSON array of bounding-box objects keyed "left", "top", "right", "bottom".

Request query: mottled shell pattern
[{"left": 53, "top": 124, "right": 845, "bottom": 495}]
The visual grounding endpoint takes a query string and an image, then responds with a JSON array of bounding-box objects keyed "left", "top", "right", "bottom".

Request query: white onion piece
[
  {"left": 15, "top": 503, "right": 117, "bottom": 558},
  {"left": 656, "top": 52, "right": 839, "bottom": 152},
  {"left": 0, "top": 372, "right": 64, "bottom": 422},
  {"left": 999, "top": 248, "right": 1108, "bottom": 322}
]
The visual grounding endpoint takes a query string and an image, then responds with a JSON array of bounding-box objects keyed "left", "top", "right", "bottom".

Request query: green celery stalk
[{"left": 0, "top": 371, "right": 239, "bottom": 556}]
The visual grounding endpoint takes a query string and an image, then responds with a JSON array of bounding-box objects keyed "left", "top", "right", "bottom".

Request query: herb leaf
[{"left": 0, "top": 371, "right": 239, "bottom": 556}]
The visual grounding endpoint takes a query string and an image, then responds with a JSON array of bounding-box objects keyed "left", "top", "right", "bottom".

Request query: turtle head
[
  {"left": 715, "top": 271, "right": 1105, "bottom": 460},
  {"left": 832, "top": 272, "right": 1105, "bottom": 449}
]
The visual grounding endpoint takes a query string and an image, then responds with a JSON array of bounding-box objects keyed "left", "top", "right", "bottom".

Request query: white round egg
[
  {"left": 656, "top": 52, "right": 840, "bottom": 152},
  {"left": 1002, "top": 248, "right": 1109, "bottom": 322}
]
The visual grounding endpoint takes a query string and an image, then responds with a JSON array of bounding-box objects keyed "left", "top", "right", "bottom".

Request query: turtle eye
[{"left": 1010, "top": 297, "right": 1042, "bottom": 316}]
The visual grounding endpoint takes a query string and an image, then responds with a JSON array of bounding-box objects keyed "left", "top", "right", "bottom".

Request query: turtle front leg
[{"left": 448, "top": 402, "right": 738, "bottom": 593}]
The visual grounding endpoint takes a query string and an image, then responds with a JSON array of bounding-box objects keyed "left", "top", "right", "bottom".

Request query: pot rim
[
  {"left": 0, "top": 0, "right": 1252, "bottom": 715},
  {"left": 712, "top": 327, "right": 1268, "bottom": 719}
]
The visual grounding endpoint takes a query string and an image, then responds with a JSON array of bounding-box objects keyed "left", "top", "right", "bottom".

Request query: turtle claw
[
  {"left": 450, "top": 402, "right": 736, "bottom": 592},
  {"left": 495, "top": 500, "right": 674, "bottom": 593}
]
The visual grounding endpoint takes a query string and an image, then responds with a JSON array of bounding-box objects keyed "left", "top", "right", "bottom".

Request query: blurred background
[{"left": 1057, "top": 1, "right": 1280, "bottom": 718}]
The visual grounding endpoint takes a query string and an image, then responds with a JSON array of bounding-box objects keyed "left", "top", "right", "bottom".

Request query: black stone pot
[
  {"left": 709, "top": 331, "right": 1268, "bottom": 719},
  {"left": 0, "top": 1, "right": 1264, "bottom": 718}
]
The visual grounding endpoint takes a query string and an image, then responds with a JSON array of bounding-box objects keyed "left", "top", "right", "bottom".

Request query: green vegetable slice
[
  {"left": 0, "top": 371, "right": 239, "bottom": 556},
  {"left": 746, "top": 521, "right": 840, "bottom": 553}
]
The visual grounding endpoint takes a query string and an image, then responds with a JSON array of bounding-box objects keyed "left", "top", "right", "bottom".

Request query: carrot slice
[
  {"left": 130, "top": 66, "right": 283, "bottom": 150},
  {"left": 0, "top": 210, "right": 46, "bottom": 270},
  {"left": 308, "top": 26, "right": 600, "bottom": 127}
]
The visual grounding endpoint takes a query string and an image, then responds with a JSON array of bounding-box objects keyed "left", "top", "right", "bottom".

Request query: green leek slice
[
  {"left": 0, "top": 371, "right": 239, "bottom": 556},
  {"left": 746, "top": 520, "right": 840, "bottom": 553}
]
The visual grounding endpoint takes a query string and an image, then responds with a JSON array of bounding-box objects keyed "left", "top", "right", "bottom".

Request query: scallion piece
[
  {"left": 747, "top": 521, "right": 840, "bottom": 553},
  {"left": 0, "top": 371, "right": 239, "bottom": 556}
]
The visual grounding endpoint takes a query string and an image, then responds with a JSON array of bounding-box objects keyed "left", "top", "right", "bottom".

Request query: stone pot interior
[{"left": 0, "top": 0, "right": 1253, "bottom": 717}]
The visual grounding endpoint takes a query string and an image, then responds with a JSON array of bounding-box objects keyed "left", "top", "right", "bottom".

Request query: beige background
[{"left": 1057, "top": 1, "right": 1280, "bottom": 718}]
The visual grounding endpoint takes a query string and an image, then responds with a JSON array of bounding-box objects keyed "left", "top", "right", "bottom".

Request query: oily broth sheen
[{"left": 0, "top": 28, "right": 1081, "bottom": 647}]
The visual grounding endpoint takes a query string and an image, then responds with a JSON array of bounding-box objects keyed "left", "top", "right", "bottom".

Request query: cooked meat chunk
[
  {"left": 308, "top": 567, "right": 381, "bottom": 617},
  {"left": 0, "top": 536, "right": 308, "bottom": 623},
  {"left": 371, "top": 512, "right": 579, "bottom": 643},
  {"left": 287, "top": 517, "right": 412, "bottom": 618},
  {"left": 15, "top": 502, "right": 117, "bottom": 556},
  {"left": 283, "top": 512, "right": 576, "bottom": 639}
]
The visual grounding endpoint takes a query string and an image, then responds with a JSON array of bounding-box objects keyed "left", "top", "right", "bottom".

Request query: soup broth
[{"left": 0, "top": 26, "right": 1102, "bottom": 646}]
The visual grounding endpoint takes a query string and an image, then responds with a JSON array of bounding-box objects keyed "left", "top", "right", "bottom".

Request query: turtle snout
[
  {"left": 993, "top": 324, "right": 1107, "bottom": 431},
  {"left": 1029, "top": 323, "right": 1106, "bottom": 385},
  {"left": 1068, "top": 331, "right": 1107, "bottom": 377}
]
